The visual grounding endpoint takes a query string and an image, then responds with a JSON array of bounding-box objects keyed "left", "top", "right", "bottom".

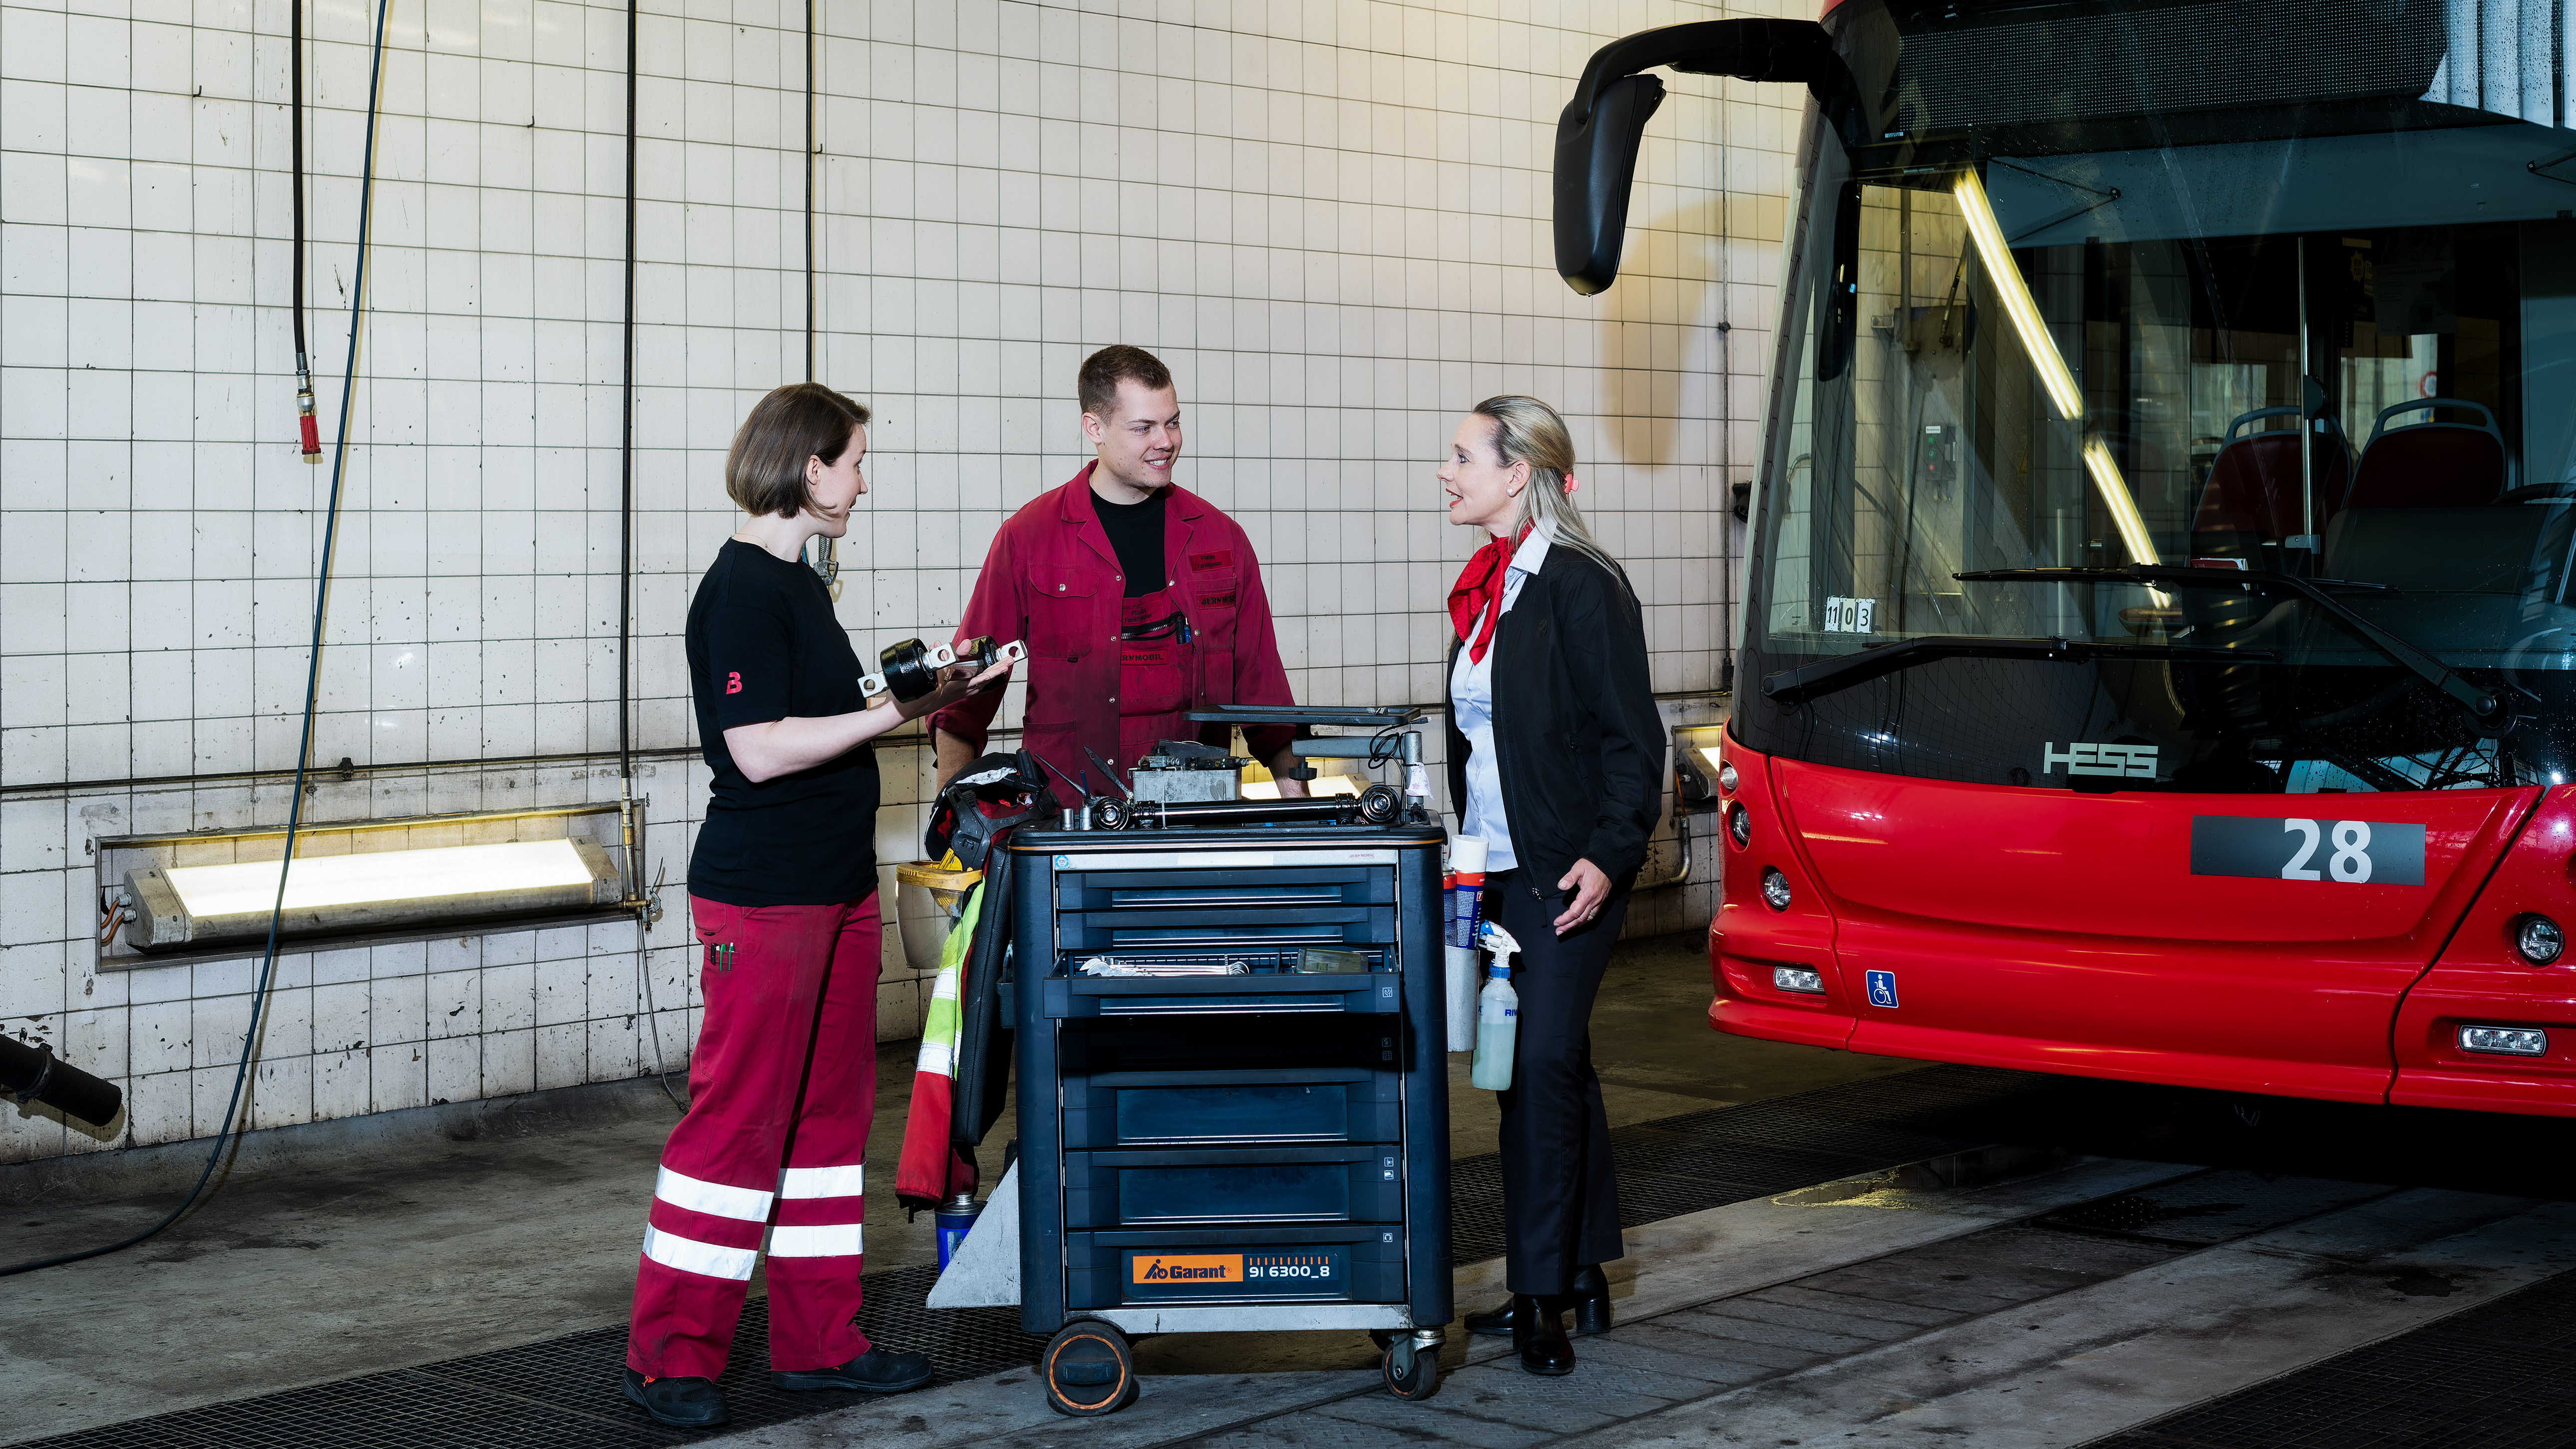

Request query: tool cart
[{"left": 1006, "top": 807, "right": 1452, "bottom": 1416}]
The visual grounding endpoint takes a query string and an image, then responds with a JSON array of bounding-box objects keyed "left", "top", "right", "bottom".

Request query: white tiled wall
[{"left": 0, "top": 0, "right": 1800, "bottom": 1163}]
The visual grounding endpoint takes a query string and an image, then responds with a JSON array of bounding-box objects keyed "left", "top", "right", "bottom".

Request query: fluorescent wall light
[
  {"left": 124, "top": 838, "right": 623, "bottom": 951},
  {"left": 2082, "top": 439, "right": 2162, "bottom": 568},
  {"left": 1953, "top": 169, "right": 2085, "bottom": 421}
]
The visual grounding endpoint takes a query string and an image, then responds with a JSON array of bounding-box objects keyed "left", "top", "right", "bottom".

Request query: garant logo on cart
[
  {"left": 1134, "top": 1254, "right": 1241, "bottom": 1284},
  {"left": 1126, "top": 1248, "right": 1351, "bottom": 1301}
]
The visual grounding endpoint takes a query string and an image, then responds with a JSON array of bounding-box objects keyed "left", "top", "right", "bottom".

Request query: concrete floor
[{"left": 0, "top": 930, "right": 1921, "bottom": 1443}]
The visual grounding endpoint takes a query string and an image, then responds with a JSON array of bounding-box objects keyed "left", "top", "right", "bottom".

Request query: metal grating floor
[
  {"left": 16, "top": 1063, "right": 2042, "bottom": 1449},
  {"left": 2085, "top": 1265, "right": 2576, "bottom": 1449}
]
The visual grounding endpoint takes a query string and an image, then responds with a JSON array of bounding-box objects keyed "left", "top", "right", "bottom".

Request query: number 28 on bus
[{"left": 1559, "top": 0, "right": 2576, "bottom": 1115}]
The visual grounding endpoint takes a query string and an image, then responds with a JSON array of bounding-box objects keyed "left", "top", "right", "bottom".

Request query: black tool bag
[
  {"left": 923, "top": 751, "right": 1053, "bottom": 1151},
  {"left": 950, "top": 846, "right": 1017, "bottom": 1152},
  {"left": 924, "top": 749, "right": 1056, "bottom": 871}
]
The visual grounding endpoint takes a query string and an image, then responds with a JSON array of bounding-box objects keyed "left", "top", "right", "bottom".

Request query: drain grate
[
  {"left": 16, "top": 1063, "right": 2043, "bottom": 1449},
  {"left": 2086, "top": 1265, "right": 2576, "bottom": 1448}
]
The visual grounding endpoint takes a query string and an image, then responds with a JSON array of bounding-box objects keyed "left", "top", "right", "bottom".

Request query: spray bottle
[{"left": 1469, "top": 920, "right": 1521, "bottom": 1091}]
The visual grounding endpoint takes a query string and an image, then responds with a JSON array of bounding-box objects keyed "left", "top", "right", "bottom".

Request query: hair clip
[{"left": 1563, "top": 474, "right": 1581, "bottom": 495}]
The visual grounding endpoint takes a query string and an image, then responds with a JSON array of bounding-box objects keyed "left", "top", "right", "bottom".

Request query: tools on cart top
[{"left": 1035, "top": 704, "right": 1435, "bottom": 832}]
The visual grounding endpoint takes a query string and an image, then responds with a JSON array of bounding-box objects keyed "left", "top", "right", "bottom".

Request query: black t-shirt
[
  {"left": 685, "top": 540, "right": 878, "bottom": 906},
  {"left": 1090, "top": 488, "right": 1168, "bottom": 597}
]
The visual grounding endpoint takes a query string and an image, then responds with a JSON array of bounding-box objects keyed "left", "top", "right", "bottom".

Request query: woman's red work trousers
[{"left": 625, "top": 892, "right": 883, "bottom": 1380}]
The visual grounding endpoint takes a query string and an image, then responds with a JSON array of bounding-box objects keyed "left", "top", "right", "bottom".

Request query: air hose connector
[{"left": 296, "top": 383, "right": 322, "bottom": 459}]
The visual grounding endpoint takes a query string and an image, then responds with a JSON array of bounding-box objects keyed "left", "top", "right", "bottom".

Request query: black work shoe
[
  {"left": 622, "top": 1368, "right": 730, "bottom": 1428},
  {"left": 1465, "top": 1265, "right": 1612, "bottom": 1338},
  {"left": 1512, "top": 1295, "right": 1576, "bottom": 1376},
  {"left": 771, "top": 1347, "right": 936, "bottom": 1394}
]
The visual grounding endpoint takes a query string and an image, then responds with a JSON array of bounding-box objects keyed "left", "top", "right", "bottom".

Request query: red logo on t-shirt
[{"left": 725, "top": 671, "right": 743, "bottom": 694}]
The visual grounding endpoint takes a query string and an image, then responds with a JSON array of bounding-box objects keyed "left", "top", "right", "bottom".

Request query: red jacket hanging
[{"left": 931, "top": 462, "right": 1296, "bottom": 787}]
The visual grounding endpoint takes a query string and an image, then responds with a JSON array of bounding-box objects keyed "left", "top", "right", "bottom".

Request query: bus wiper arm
[
  {"left": 1957, "top": 566, "right": 2505, "bottom": 727},
  {"left": 1760, "top": 635, "right": 2276, "bottom": 706}
]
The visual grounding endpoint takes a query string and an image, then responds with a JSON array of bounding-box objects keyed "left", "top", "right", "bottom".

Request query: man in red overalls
[{"left": 931, "top": 345, "right": 1306, "bottom": 797}]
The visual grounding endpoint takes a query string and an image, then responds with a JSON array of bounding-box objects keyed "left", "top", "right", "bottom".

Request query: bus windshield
[{"left": 1742, "top": 0, "right": 2576, "bottom": 795}]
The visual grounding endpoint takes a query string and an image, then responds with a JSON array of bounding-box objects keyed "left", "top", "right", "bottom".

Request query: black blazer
[{"left": 1444, "top": 543, "right": 1663, "bottom": 895}]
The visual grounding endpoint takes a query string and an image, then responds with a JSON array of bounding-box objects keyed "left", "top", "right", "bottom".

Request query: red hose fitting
[{"left": 297, "top": 385, "right": 321, "bottom": 457}]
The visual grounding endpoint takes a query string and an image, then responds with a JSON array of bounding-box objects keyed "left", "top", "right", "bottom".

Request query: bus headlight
[
  {"left": 1717, "top": 761, "right": 1738, "bottom": 793},
  {"left": 1727, "top": 803, "right": 1751, "bottom": 848},
  {"left": 1772, "top": 965, "right": 1824, "bottom": 994},
  {"left": 2515, "top": 914, "right": 2565, "bottom": 965},
  {"left": 1760, "top": 868, "right": 1792, "bottom": 911}
]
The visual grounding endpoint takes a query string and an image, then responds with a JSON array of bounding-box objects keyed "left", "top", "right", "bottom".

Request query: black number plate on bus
[{"left": 2189, "top": 816, "right": 2424, "bottom": 885}]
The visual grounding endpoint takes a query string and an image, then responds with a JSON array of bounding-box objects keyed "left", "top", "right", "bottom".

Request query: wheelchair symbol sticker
[{"left": 1865, "top": 970, "right": 1900, "bottom": 1008}]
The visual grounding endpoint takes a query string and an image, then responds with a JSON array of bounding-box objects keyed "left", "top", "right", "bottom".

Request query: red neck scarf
[{"left": 1448, "top": 524, "right": 1533, "bottom": 663}]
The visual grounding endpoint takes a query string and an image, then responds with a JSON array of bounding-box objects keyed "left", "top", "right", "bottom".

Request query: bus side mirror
[
  {"left": 1553, "top": 18, "right": 1840, "bottom": 296},
  {"left": 1554, "top": 74, "right": 1666, "bottom": 296}
]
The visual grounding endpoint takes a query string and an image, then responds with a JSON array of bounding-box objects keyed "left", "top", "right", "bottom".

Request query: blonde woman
[{"left": 1438, "top": 395, "right": 1661, "bottom": 1376}]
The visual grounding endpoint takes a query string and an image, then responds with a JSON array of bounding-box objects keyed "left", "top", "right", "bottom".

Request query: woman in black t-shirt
[{"left": 621, "top": 383, "right": 1009, "bottom": 1430}]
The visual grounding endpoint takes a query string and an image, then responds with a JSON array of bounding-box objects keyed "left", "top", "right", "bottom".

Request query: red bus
[{"left": 1559, "top": 3, "right": 2576, "bottom": 1114}]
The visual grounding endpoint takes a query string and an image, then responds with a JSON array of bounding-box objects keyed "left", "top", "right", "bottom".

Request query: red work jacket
[{"left": 930, "top": 462, "right": 1296, "bottom": 785}]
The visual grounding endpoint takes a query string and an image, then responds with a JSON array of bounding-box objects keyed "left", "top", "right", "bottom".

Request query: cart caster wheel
[
  {"left": 1383, "top": 1337, "right": 1442, "bottom": 1401},
  {"left": 1042, "top": 1320, "right": 1136, "bottom": 1417}
]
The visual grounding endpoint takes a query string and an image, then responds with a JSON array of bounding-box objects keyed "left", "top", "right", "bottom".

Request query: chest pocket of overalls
[{"left": 1028, "top": 565, "right": 1096, "bottom": 660}]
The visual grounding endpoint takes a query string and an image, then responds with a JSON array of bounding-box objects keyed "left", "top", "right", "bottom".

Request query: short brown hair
[
  {"left": 1078, "top": 344, "right": 1174, "bottom": 422},
  {"left": 724, "top": 382, "right": 871, "bottom": 518}
]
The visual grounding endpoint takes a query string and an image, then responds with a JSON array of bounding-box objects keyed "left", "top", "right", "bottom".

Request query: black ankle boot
[
  {"left": 1513, "top": 1295, "right": 1575, "bottom": 1376},
  {"left": 1569, "top": 1264, "right": 1613, "bottom": 1335},
  {"left": 1465, "top": 1265, "right": 1612, "bottom": 1339}
]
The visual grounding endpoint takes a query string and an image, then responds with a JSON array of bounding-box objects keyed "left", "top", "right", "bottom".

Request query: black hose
[
  {"left": 618, "top": 0, "right": 638, "bottom": 790},
  {"left": 289, "top": 0, "right": 318, "bottom": 455},
  {"left": 802, "top": 0, "right": 816, "bottom": 380},
  {"left": 0, "top": 1038, "right": 122, "bottom": 1130},
  {"left": 1, "top": 0, "right": 393, "bottom": 1278}
]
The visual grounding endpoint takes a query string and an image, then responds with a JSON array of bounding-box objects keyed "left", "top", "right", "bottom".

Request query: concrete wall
[{"left": 0, "top": 0, "right": 1801, "bottom": 1164}]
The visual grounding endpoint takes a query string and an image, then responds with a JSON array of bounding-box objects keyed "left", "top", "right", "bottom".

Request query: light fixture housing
[
  {"left": 1772, "top": 965, "right": 1824, "bottom": 994},
  {"left": 1717, "top": 760, "right": 1738, "bottom": 793},
  {"left": 1727, "top": 803, "right": 1752, "bottom": 848},
  {"left": 2459, "top": 1025, "right": 2549, "bottom": 1057},
  {"left": 124, "top": 838, "right": 624, "bottom": 951},
  {"left": 2514, "top": 914, "right": 2565, "bottom": 966},
  {"left": 1760, "top": 867, "right": 1792, "bottom": 911}
]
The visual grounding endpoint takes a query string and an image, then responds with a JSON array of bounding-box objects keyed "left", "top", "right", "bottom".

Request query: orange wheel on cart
[
  {"left": 1382, "top": 1335, "right": 1442, "bottom": 1401},
  {"left": 1042, "top": 1320, "right": 1137, "bottom": 1416}
]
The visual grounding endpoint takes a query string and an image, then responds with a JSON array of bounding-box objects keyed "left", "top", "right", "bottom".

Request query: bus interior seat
[
  {"left": 2344, "top": 398, "right": 2508, "bottom": 508},
  {"left": 2189, "top": 405, "right": 2351, "bottom": 564}
]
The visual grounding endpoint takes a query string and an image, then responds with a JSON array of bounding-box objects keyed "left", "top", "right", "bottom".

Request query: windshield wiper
[
  {"left": 1956, "top": 565, "right": 2507, "bottom": 729},
  {"left": 1761, "top": 634, "right": 2275, "bottom": 706}
]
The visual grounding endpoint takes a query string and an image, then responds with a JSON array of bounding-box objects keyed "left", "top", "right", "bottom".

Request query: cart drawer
[
  {"left": 1063, "top": 1225, "right": 1406, "bottom": 1308},
  {"left": 1044, "top": 974, "right": 1400, "bottom": 1018},
  {"left": 1053, "top": 904, "right": 1395, "bottom": 954},
  {"left": 1057, "top": 1020, "right": 1398, "bottom": 1076},
  {"left": 1062, "top": 1071, "right": 1400, "bottom": 1149},
  {"left": 1062, "top": 1146, "right": 1402, "bottom": 1228},
  {"left": 1055, "top": 865, "right": 1396, "bottom": 912}
]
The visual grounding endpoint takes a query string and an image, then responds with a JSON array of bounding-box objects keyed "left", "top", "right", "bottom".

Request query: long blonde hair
[{"left": 1470, "top": 395, "right": 1626, "bottom": 585}]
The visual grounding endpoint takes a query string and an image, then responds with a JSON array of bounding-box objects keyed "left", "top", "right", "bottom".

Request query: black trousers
[{"left": 1488, "top": 871, "right": 1626, "bottom": 1296}]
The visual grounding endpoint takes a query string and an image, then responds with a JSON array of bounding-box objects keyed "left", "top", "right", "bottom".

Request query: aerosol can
[{"left": 1469, "top": 921, "right": 1522, "bottom": 1091}]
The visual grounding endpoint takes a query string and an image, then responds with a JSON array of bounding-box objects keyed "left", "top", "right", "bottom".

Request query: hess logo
[{"left": 2042, "top": 741, "right": 2157, "bottom": 779}]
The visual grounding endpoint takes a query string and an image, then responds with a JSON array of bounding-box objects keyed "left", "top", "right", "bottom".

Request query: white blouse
[{"left": 1448, "top": 526, "right": 1551, "bottom": 873}]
